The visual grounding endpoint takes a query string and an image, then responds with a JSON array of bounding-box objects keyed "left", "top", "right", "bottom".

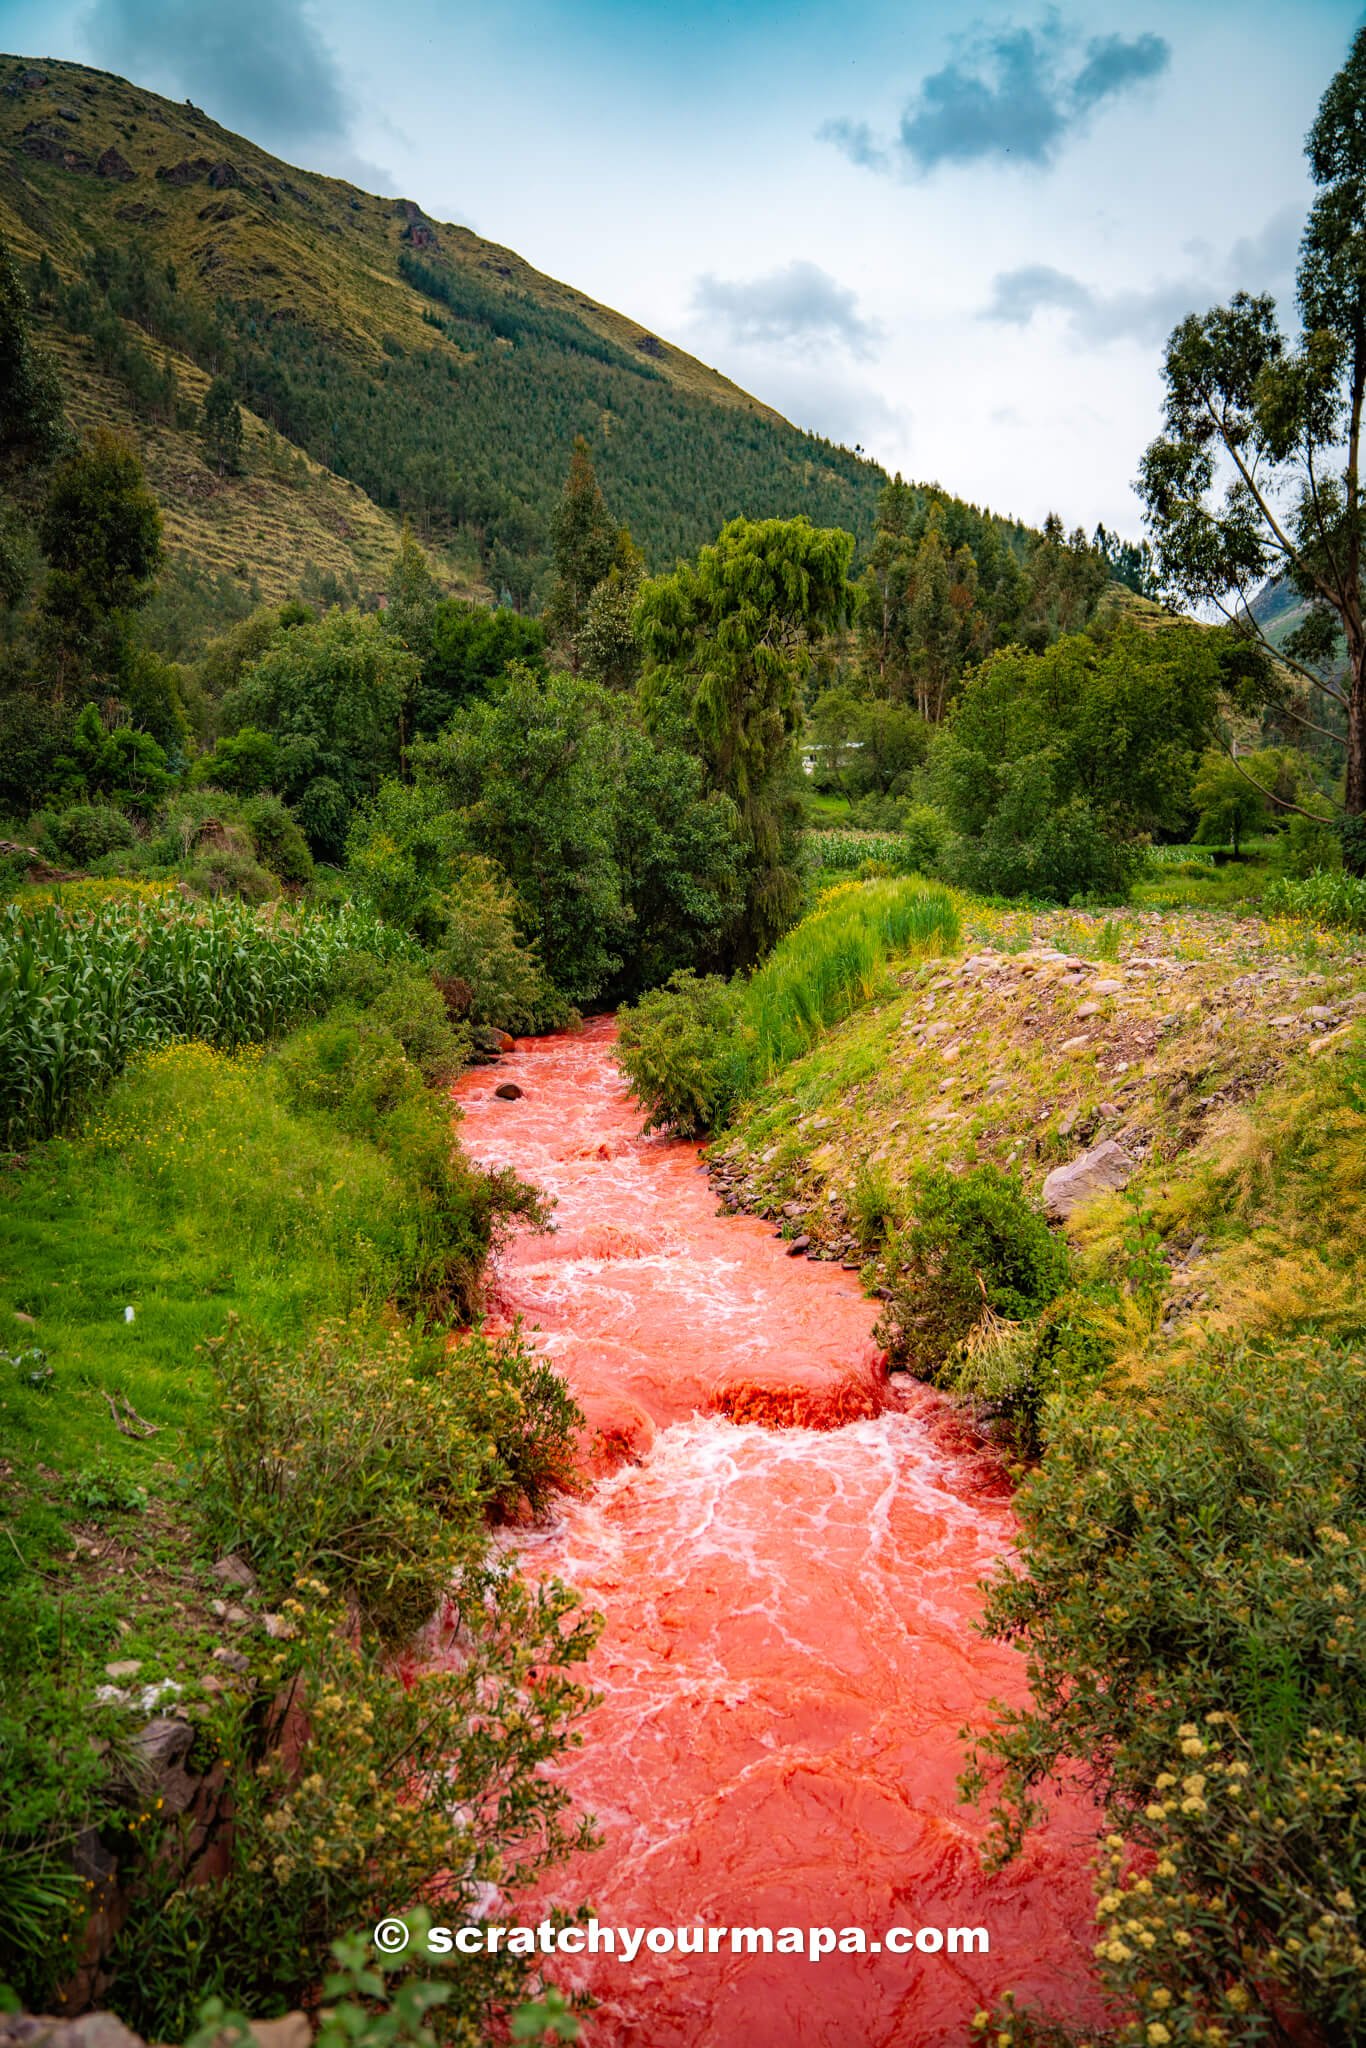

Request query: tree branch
[
  {"left": 1209, "top": 590, "right": 1349, "bottom": 710},
  {"left": 1204, "top": 392, "right": 1337, "bottom": 607},
  {"left": 1216, "top": 733, "right": 1343, "bottom": 817}
]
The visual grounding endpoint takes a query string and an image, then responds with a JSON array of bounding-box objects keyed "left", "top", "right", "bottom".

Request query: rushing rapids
[{"left": 441, "top": 1017, "right": 1101, "bottom": 2045}]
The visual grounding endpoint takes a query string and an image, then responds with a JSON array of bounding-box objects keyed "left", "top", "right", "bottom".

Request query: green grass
[
  {"left": 0, "top": 1040, "right": 446, "bottom": 1581},
  {"left": 744, "top": 876, "right": 960, "bottom": 1083}
]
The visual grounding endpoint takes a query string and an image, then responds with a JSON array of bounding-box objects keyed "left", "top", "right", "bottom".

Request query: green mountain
[{"left": 0, "top": 53, "right": 918, "bottom": 618}]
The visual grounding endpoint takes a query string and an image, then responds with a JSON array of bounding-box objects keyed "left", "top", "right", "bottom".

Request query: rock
[
  {"left": 104, "top": 1660, "right": 142, "bottom": 1681},
  {"left": 95, "top": 145, "right": 134, "bottom": 180},
  {"left": 1304, "top": 1005, "right": 1336, "bottom": 1024},
  {"left": 1091, "top": 979, "right": 1124, "bottom": 996},
  {"left": 223, "top": 1603, "right": 249, "bottom": 1626},
  {"left": 12, "top": 1310, "right": 36, "bottom": 1325},
  {"left": 1060, "top": 1034, "right": 1091, "bottom": 1053},
  {"left": 492, "top": 1029, "right": 516, "bottom": 1053},
  {"left": 211, "top": 1552, "right": 257, "bottom": 1591},
  {"left": 494, "top": 1081, "right": 523, "bottom": 1100},
  {"left": 249, "top": 2017, "right": 312, "bottom": 2048},
  {"left": 261, "top": 1612, "right": 296, "bottom": 1639},
  {"left": 1042, "top": 1139, "right": 1135, "bottom": 1222},
  {"left": 211, "top": 1646, "right": 250, "bottom": 1674},
  {"left": 0, "top": 2017, "right": 146, "bottom": 2048},
  {"left": 786, "top": 1235, "right": 810, "bottom": 1256},
  {"left": 1308, "top": 1023, "right": 1355, "bottom": 1058},
  {"left": 1074, "top": 1002, "right": 1100, "bottom": 1020}
]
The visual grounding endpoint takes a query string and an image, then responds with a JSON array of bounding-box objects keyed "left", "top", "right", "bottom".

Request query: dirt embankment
[{"left": 707, "top": 910, "right": 1366, "bottom": 1263}]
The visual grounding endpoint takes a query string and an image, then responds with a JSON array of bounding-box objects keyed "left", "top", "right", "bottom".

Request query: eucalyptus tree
[{"left": 1138, "top": 27, "right": 1366, "bottom": 849}]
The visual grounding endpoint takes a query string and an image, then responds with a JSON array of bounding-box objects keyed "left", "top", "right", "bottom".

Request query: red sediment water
[{"left": 442, "top": 1017, "right": 1101, "bottom": 2046}]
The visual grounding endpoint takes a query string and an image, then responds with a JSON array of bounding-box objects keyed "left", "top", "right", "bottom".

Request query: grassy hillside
[{"left": 0, "top": 53, "right": 904, "bottom": 614}]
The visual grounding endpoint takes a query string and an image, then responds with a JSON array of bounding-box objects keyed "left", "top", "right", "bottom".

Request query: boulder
[
  {"left": 1042, "top": 1139, "right": 1134, "bottom": 1222},
  {"left": 494, "top": 1081, "right": 523, "bottom": 1101}
]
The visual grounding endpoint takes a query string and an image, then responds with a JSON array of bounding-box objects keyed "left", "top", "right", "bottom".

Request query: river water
[{"left": 444, "top": 1017, "right": 1100, "bottom": 2046}]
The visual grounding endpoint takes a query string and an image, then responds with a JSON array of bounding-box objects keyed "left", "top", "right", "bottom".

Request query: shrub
[
  {"left": 275, "top": 1016, "right": 546, "bottom": 1316},
  {"left": 109, "top": 1577, "right": 598, "bottom": 2041},
  {"left": 942, "top": 793, "right": 1139, "bottom": 903},
  {"left": 368, "top": 964, "right": 469, "bottom": 1084},
  {"left": 32, "top": 803, "right": 136, "bottom": 868},
  {"left": 966, "top": 1334, "right": 1366, "bottom": 2048},
  {"left": 432, "top": 857, "right": 569, "bottom": 1034},
  {"left": 200, "top": 1320, "right": 578, "bottom": 1636},
  {"left": 616, "top": 970, "right": 746, "bottom": 1136},
  {"left": 182, "top": 846, "right": 280, "bottom": 905},
  {"left": 875, "top": 1164, "right": 1070, "bottom": 1379},
  {"left": 617, "top": 878, "right": 961, "bottom": 1135},
  {"left": 241, "top": 793, "right": 315, "bottom": 887}
]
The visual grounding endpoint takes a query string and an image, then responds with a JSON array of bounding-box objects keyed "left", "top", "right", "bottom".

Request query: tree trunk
[{"left": 1347, "top": 637, "right": 1365, "bottom": 820}]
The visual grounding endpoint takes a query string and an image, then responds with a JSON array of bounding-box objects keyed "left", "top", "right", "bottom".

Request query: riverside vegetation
[{"left": 4, "top": 23, "right": 1366, "bottom": 2048}]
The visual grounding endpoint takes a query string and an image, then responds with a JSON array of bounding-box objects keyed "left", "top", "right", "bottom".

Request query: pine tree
[
  {"left": 544, "top": 437, "right": 621, "bottom": 665},
  {"left": 202, "top": 376, "right": 245, "bottom": 476}
]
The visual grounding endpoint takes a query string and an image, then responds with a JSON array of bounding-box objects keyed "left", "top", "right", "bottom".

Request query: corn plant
[
  {"left": 0, "top": 898, "right": 415, "bottom": 1148},
  {"left": 1265, "top": 868, "right": 1366, "bottom": 931}
]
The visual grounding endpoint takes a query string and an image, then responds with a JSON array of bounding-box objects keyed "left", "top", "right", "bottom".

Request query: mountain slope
[{"left": 0, "top": 54, "right": 893, "bottom": 613}]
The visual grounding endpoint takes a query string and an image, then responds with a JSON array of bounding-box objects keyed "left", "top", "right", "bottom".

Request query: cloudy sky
[{"left": 1, "top": 0, "right": 1359, "bottom": 537}]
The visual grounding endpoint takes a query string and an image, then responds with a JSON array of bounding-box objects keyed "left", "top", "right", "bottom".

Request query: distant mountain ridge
[{"left": 0, "top": 54, "right": 1045, "bottom": 634}]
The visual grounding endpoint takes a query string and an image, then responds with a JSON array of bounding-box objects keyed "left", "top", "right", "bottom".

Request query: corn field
[
  {"left": 801, "top": 830, "right": 919, "bottom": 876},
  {"left": 0, "top": 897, "right": 413, "bottom": 1148},
  {"left": 1264, "top": 869, "right": 1366, "bottom": 931}
]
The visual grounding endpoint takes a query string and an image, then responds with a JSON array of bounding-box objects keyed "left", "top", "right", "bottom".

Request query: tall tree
[
  {"left": 201, "top": 376, "right": 245, "bottom": 476},
  {"left": 1139, "top": 25, "right": 1366, "bottom": 851},
  {"left": 636, "top": 515, "right": 853, "bottom": 960},
  {"left": 0, "top": 232, "right": 65, "bottom": 480},
  {"left": 544, "top": 436, "right": 621, "bottom": 665},
  {"left": 37, "top": 430, "right": 163, "bottom": 698}
]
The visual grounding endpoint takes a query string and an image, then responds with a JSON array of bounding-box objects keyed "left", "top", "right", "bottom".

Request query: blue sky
[{"left": 1, "top": 0, "right": 1359, "bottom": 535}]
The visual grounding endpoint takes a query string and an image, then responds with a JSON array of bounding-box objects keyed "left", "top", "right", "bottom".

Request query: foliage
[
  {"left": 31, "top": 801, "right": 137, "bottom": 868},
  {"left": 223, "top": 613, "right": 418, "bottom": 859},
  {"left": 930, "top": 623, "right": 1225, "bottom": 900},
  {"left": 415, "top": 596, "right": 545, "bottom": 738},
  {"left": 201, "top": 1319, "right": 580, "bottom": 1638},
  {"left": 431, "top": 857, "right": 569, "bottom": 1032},
  {"left": 637, "top": 515, "right": 855, "bottom": 962},
  {"left": 240, "top": 792, "right": 315, "bottom": 886},
  {"left": 617, "top": 878, "right": 960, "bottom": 1133},
  {"left": 544, "top": 436, "right": 624, "bottom": 660},
  {"left": 202, "top": 376, "right": 245, "bottom": 477},
  {"left": 1138, "top": 25, "right": 1366, "bottom": 818},
  {"left": 0, "top": 228, "right": 66, "bottom": 479},
  {"left": 110, "top": 1577, "right": 598, "bottom": 2042},
  {"left": 616, "top": 971, "right": 747, "bottom": 1136},
  {"left": 966, "top": 1334, "right": 1366, "bottom": 2048},
  {"left": 0, "top": 895, "right": 412, "bottom": 1146},
  {"left": 48, "top": 703, "right": 171, "bottom": 816},
  {"left": 874, "top": 1165, "right": 1070, "bottom": 1378},
  {"left": 1263, "top": 867, "right": 1366, "bottom": 930},
  {"left": 36, "top": 429, "right": 163, "bottom": 696},
  {"left": 416, "top": 668, "right": 744, "bottom": 1005}
]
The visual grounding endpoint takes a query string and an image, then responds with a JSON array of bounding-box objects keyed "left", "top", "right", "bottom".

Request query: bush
[
  {"left": 201, "top": 1320, "right": 579, "bottom": 1636},
  {"left": 432, "top": 857, "right": 569, "bottom": 1034},
  {"left": 967, "top": 1334, "right": 1366, "bottom": 2048},
  {"left": 241, "top": 793, "right": 314, "bottom": 886},
  {"left": 616, "top": 970, "right": 746, "bottom": 1136},
  {"left": 617, "top": 878, "right": 961, "bottom": 1135},
  {"left": 875, "top": 1164, "right": 1071, "bottom": 1379},
  {"left": 368, "top": 963, "right": 469, "bottom": 1084},
  {"left": 32, "top": 803, "right": 136, "bottom": 868},
  {"left": 943, "top": 793, "right": 1139, "bottom": 903},
  {"left": 110, "top": 1577, "right": 597, "bottom": 2041},
  {"left": 275, "top": 1014, "right": 546, "bottom": 1316}
]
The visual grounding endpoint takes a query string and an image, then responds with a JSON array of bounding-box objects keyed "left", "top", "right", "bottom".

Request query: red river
[{"left": 444, "top": 1018, "right": 1101, "bottom": 2046}]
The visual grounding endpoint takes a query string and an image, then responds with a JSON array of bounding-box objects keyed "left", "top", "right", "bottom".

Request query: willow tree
[
  {"left": 1138, "top": 26, "right": 1366, "bottom": 856},
  {"left": 635, "top": 514, "right": 853, "bottom": 961}
]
